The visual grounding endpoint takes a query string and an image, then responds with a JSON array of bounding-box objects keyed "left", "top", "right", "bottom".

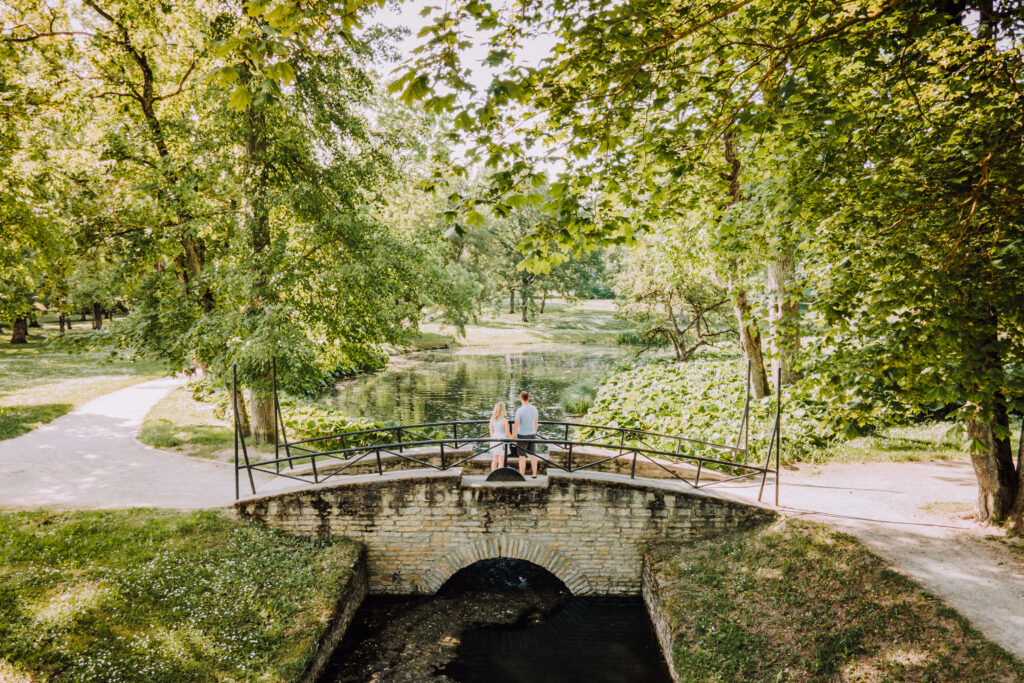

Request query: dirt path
[
  {"left": 0, "top": 377, "right": 239, "bottom": 509},
  {"left": 725, "top": 459, "right": 1024, "bottom": 662}
]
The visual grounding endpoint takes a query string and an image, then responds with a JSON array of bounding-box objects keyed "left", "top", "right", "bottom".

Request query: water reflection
[{"left": 325, "top": 346, "right": 629, "bottom": 424}]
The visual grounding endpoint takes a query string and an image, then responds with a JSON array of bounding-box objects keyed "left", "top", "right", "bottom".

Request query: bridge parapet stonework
[{"left": 236, "top": 469, "right": 775, "bottom": 595}]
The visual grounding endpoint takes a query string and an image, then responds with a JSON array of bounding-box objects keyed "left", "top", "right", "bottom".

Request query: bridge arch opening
[{"left": 438, "top": 558, "right": 570, "bottom": 597}]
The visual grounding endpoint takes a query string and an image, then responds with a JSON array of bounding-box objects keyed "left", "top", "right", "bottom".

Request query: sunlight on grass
[
  {"left": 0, "top": 509, "right": 361, "bottom": 681},
  {"left": 0, "top": 323, "right": 165, "bottom": 440},
  {"left": 650, "top": 519, "right": 1023, "bottom": 681},
  {"left": 139, "top": 387, "right": 235, "bottom": 460},
  {"left": 813, "top": 421, "right": 963, "bottom": 464},
  {"left": 0, "top": 376, "right": 152, "bottom": 440}
]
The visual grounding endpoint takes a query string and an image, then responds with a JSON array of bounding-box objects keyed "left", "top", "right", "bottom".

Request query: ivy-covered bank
[
  {"left": 0, "top": 510, "right": 361, "bottom": 682},
  {"left": 646, "top": 519, "right": 1024, "bottom": 681},
  {"left": 583, "top": 358, "right": 827, "bottom": 462}
]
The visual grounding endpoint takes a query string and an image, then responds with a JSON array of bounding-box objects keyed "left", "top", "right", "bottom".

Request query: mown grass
[
  {"left": 648, "top": 518, "right": 1023, "bottom": 682},
  {"left": 811, "top": 421, "right": 964, "bottom": 465},
  {"left": 422, "top": 299, "right": 633, "bottom": 347},
  {"left": 0, "top": 323, "right": 165, "bottom": 440},
  {"left": 138, "top": 387, "right": 238, "bottom": 461},
  {"left": 0, "top": 509, "right": 361, "bottom": 682}
]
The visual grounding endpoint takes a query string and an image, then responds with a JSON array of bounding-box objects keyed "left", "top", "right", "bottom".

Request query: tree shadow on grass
[{"left": 0, "top": 404, "right": 74, "bottom": 441}]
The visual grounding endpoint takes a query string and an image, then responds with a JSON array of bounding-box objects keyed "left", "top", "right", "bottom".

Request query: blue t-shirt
[{"left": 515, "top": 403, "right": 539, "bottom": 435}]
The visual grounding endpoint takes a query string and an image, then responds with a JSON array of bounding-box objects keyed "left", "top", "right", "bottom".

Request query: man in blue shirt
[{"left": 512, "top": 390, "right": 540, "bottom": 478}]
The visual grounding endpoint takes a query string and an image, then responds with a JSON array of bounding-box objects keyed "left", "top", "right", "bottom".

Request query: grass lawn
[
  {"left": 138, "top": 386, "right": 238, "bottom": 461},
  {"left": 648, "top": 518, "right": 1023, "bottom": 681},
  {"left": 812, "top": 422, "right": 964, "bottom": 464},
  {"left": 0, "top": 509, "right": 361, "bottom": 682},
  {"left": 0, "top": 320, "right": 165, "bottom": 441},
  {"left": 422, "top": 298, "right": 632, "bottom": 347}
]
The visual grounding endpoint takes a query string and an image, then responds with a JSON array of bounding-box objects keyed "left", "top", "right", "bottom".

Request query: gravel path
[
  {"left": 0, "top": 377, "right": 237, "bottom": 509},
  {"left": 725, "top": 460, "right": 1024, "bottom": 662}
]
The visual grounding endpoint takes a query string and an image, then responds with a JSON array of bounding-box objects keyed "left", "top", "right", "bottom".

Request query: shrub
[{"left": 582, "top": 358, "right": 830, "bottom": 463}]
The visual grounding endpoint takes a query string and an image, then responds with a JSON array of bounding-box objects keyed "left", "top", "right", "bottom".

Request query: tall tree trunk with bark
[
  {"left": 91, "top": 303, "right": 103, "bottom": 330},
  {"left": 10, "top": 318, "right": 28, "bottom": 344},
  {"left": 967, "top": 411, "right": 1016, "bottom": 523},
  {"left": 58, "top": 313, "right": 66, "bottom": 335},
  {"left": 540, "top": 289, "right": 547, "bottom": 314},
  {"left": 963, "top": 310, "right": 1017, "bottom": 523},
  {"left": 766, "top": 241, "right": 801, "bottom": 384},
  {"left": 509, "top": 289, "right": 515, "bottom": 314},
  {"left": 721, "top": 129, "right": 770, "bottom": 398}
]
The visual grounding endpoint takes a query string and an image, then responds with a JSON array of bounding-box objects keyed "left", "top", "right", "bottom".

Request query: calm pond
[{"left": 325, "top": 345, "right": 631, "bottom": 424}]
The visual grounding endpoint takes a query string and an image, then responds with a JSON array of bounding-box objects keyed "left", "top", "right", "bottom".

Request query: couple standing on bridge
[{"left": 488, "top": 391, "right": 540, "bottom": 478}]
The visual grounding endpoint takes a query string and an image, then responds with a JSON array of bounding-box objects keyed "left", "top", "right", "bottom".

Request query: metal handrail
[{"left": 231, "top": 358, "right": 781, "bottom": 504}]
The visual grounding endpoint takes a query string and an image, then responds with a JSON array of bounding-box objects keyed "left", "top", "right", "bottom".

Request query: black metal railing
[{"left": 232, "top": 361, "right": 782, "bottom": 505}]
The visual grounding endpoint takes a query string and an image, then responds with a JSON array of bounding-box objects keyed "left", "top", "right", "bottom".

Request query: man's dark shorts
[{"left": 515, "top": 434, "right": 537, "bottom": 458}]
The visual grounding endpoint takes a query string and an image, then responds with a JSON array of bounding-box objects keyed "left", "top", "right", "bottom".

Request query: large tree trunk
[
  {"left": 721, "top": 129, "right": 770, "bottom": 398},
  {"left": 520, "top": 291, "right": 529, "bottom": 322},
  {"left": 91, "top": 303, "right": 103, "bottom": 330},
  {"left": 540, "top": 289, "right": 547, "bottom": 314},
  {"left": 58, "top": 313, "right": 66, "bottom": 335},
  {"left": 10, "top": 318, "right": 28, "bottom": 344},
  {"left": 964, "top": 309, "right": 1017, "bottom": 524},
  {"left": 766, "top": 241, "right": 801, "bottom": 385},
  {"left": 251, "top": 389, "right": 275, "bottom": 445},
  {"left": 967, "top": 411, "right": 1016, "bottom": 523},
  {"left": 509, "top": 289, "right": 515, "bottom": 314},
  {"left": 730, "top": 282, "right": 771, "bottom": 398}
]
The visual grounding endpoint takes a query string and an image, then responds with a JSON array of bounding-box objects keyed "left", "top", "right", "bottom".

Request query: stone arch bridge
[{"left": 236, "top": 468, "right": 775, "bottom": 595}]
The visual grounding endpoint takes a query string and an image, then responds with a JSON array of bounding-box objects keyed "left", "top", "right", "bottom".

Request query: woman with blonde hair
[{"left": 488, "top": 402, "right": 511, "bottom": 471}]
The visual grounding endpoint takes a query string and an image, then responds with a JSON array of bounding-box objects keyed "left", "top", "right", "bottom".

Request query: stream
[{"left": 324, "top": 559, "right": 672, "bottom": 683}]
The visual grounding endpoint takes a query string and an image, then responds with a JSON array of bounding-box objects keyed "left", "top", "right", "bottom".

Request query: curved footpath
[
  {"left": 0, "top": 377, "right": 236, "bottom": 509},
  {"left": 0, "top": 380, "right": 1022, "bottom": 662}
]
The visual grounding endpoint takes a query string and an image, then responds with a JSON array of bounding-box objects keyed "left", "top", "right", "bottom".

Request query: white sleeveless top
[{"left": 490, "top": 418, "right": 508, "bottom": 438}]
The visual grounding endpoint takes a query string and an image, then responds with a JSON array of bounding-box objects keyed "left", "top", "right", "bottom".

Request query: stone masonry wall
[{"left": 236, "top": 469, "right": 775, "bottom": 595}]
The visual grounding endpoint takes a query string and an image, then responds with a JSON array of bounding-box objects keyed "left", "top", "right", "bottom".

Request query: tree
[{"left": 615, "top": 234, "right": 733, "bottom": 361}]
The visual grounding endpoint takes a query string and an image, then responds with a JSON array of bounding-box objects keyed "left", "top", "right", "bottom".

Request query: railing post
[
  {"left": 775, "top": 365, "right": 782, "bottom": 506},
  {"left": 376, "top": 448, "right": 383, "bottom": 476},
  {"left": 233, "top": 365, "right": 255, "bottom": 496},
  {"left": 232, "top": 365, "right": 239, "bottom": 500},
  {"left": 568, "top": 442, "right": 574, "bottom": 472},
  {"left": 618, "top": 429, "right": 625, "bottom": 456},
  {"left": 695, "top": 459, "right": 703, "bottom": 488},
  {"left": 273, "top": 358, "right": 279, "bottom": 472},
  {"left": 630, "top": 449, "right": 638, "bottom": 479},
  {"left": 453, "top": 423, "right": 458, "bottom": 449},
  {"left": 738, "top": 359, "right": 752, "bottom": 464},
  {"left": 310, "top": 453, "right": 319, "bottom": 484},
  {"left": 397, "top": 427, "right": 403, "bottom": 453},
  {"left": 440, "top": 441, "right": 447, "bottom": 470}
]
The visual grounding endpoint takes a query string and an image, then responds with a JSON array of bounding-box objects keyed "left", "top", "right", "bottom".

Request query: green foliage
[
  {"left": 0, "top": 509, "right": 362, "bottom": 682},
  {"left": 583, "top": 359, "right": 827, "bottom": 462},
  {"left": 649, "top": 519, "right": 1024, "bottom": 682},
  {"left": 559, "top": 384, "right": 597, "bottom": 416}
]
